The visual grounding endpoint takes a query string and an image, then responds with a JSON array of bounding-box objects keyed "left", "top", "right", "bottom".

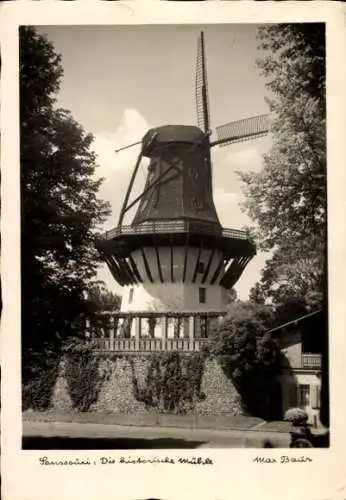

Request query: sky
[{"left": 37, "top": 24, "right": 272, "bottom": 300}]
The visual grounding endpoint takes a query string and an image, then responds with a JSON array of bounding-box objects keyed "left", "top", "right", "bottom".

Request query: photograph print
[{"left": 20, "top": 23, "right": 328, "bottom": 450}]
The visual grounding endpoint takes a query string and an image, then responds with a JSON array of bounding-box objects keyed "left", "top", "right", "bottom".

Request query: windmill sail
[
  {"left": 115, "top": 33, "right": 270, "bottom": 155},
  {"left": 195, "top": 31, "right": 210, "bottom": 133},
  {"left": 212, "top": 113, "right": 270, "bottom": 147}
]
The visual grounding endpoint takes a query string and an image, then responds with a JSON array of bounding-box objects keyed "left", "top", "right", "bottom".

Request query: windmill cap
[{"left": 142, "top": 125, "right": 207, "bottom": 157}]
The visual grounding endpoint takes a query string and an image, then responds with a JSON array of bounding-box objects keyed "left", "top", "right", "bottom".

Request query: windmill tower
[{"left": 96, "top": 32, "right": 269, "bottom": 319}]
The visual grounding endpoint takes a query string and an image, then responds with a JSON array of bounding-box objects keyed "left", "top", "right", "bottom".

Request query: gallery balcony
[
  {"left": 96, "top": 219, "right": 255, "bottom": 260},
  {"left": 99, "top": 220, "right": 249, "bottom": 241},
  {"left": 282, "top": 352, "right": 322, "bottom": 370},
  {"left": 86, "top": 311, "right": 223, "bottom": 354},
  {"left": 301, "top": 353, "right": 322, "bottom": 369}
]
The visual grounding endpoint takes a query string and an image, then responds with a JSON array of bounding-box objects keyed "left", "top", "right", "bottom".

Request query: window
[
  {"left": 129, "top": 287, "right": 134, "bottom": 304},
  {"left": 289, "top": 383, "right": 317, "bottom": 409},
  {"left": 193, "top": 197, "right": 204, "bottom": 210},
  {"left": 199, "top": 287, "right": 206, "bottom": 304},
  {"left": 298, "top": 384, "right": 310, "bottom": 408},
  {"left": 197, "top": 262, "right": 205, "bottom": 274}
]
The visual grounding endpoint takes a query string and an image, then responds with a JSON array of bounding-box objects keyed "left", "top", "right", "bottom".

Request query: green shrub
[
  {"left": 22, "top": 346, "right": 61, "bottom": 411},
  {"left": 64, "top": 342, "right": 105, "bottom": 411},
  {"left": 210, "top": 301, "right": 281, "bottom": 419},
  {"left": 132, "top": 355, "right": 162, "bottom": 407},
  {"left": 284, "top": 407, "right": 309, "bottom": 426},
  {"left": 131, "top": 351, "right": 206, "bottom": 413},
  {"left": 22, "top": 362, "right": 60, "bottom": 411}
]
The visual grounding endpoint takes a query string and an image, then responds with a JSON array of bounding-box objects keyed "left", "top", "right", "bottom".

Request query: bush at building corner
[
  {"left": 22, "top": 347, "right": 61, "bottom": 411},
  {"left": 209, "top": 301, "right": 281, "bottom": 420},
  {"left": 284, "top": 407, "right": 309, "bottom": 426}
]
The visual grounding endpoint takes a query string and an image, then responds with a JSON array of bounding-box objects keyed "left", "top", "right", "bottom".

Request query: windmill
[{"left": 96, "top": 31, "right": 270, "bottom": 317}]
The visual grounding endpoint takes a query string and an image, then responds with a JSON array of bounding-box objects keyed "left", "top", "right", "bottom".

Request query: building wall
[
  {"left": 51, "top": 355, "right": 243, "bottom": 417},
  {"left": 279, "top": 369, "right": 322, "bottom": 426},
  {"left": 280, "top": 329, "right": 303, "bottom": 369},
  {"left": 277, "top": 324, "right": 323, "bottom": 427},
  {"left": 121, "top": 282, "right": 227, "bottom": 313}
]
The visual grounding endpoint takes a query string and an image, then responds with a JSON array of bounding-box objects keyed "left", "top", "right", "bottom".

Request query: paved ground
[
  {"left": 23, "top": 410, "right": 291, "bottom": 432},
  {"left": 23, "top": 420, "right": 290, "bottom": 449}
]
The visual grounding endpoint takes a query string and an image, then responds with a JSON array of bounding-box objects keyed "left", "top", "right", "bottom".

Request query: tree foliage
[
  {"left": 240, "top": 24, "right": 326, "bottom": 311},
  {"left": 131, "top": 352, "right": 206, "bottom": 413},
  {"left": 241, "top": 24, "right": 328, "bottom": 428},
  {"left": 225, "top": 287, "right": 238, "bottom": 306},
  {"left": 86, "top": 284, "right": 121, "bottom": 313},
  {"left": 64, "top": 343, "right": 106, "bottom": 412},
  {"left": 210, "top": 301, "right": 282, "bottom": 419},
  {"left": 20, "top": 26, "right": 110, "bottom": 407}
]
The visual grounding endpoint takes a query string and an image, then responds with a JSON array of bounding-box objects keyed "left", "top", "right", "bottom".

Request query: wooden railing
[
  {"left": 281, "top": 351, "right": 322, "bottom": 369},
  {"left": 302, "top": 353, "right": 322, "bottom": 369},
  {"left": 100, "top": 220, "right": 249, "bottom": 241},
  {"left": 91, "top": 337, "right": 209, "bottom": 353}
]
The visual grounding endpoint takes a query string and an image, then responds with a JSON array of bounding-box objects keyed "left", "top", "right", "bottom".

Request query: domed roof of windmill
[{"left": 142, "top": 125, "right": 208, "bottom": 157}]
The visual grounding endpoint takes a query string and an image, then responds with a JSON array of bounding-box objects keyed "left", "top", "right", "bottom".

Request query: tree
[
  {"left": 210, "top": 301, "right": 282, "bottom": 419},
  {"left": 249, "top": 283, "right": 265, "bottom": 305},
  {"left": 86, "top": 284, "right": 121, "bottom": 313},
  {"left": 240, "top": 24, "right": 326, "bottom": 312},
  {"left": 20, "top": 27, "right": 110, "bottom": 409},
  {"left": 240, "top": 24, "right": 328, "bottom": 427},
  {"left": 225, "top": 288, "right": 238, "bottom": 306}
]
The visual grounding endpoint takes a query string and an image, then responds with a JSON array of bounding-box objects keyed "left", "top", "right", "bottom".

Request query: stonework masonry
[{"left": 51, "top": 355, "right": 243, "bottom": 416}]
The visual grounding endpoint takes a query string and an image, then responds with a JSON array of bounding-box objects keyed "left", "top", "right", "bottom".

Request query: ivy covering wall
[
  {"left": 24, "top": 347, "right": 243, "bottom": 417},
  {"left": 64, "top": 344, "right": 111, "bottom": 411},
  {"left": 130, "top": 351, "right": 207, "bottom": 413},
  {"left": 62, "top": 349, "right": 207, "bottom": 414}
]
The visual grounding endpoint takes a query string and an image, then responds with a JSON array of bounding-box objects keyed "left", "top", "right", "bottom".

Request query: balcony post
[
  {"left": 162, "top": 315, "right": 168, "bottom": 339},
  {"left": 109, "top": 315, "right": 115, "bottom": 341},
  {"left": 172, "top": 317, "right": 177, "bottom": 339},
  {"left": 108, "top": 315, "right": 115, "bottom": 350},
  {"left": 183, "top": 316, "right": 190, "bottom": 338},
  {"left": 135, "top": 316, "right": 141, "bottom": 339},
  {"left": 161, "top": 315, "right": 168, "bottom": 350},
  {"left": 189, "top": 315, "right": 195, "bottom": 340}
]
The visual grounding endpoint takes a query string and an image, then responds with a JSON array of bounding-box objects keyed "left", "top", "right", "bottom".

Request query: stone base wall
[
  {"left": 51, "top": 355, "right": 243, "bottom": 416},
  {"left": 195, "top": 358, "right": 243, "bottom": 415}
]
